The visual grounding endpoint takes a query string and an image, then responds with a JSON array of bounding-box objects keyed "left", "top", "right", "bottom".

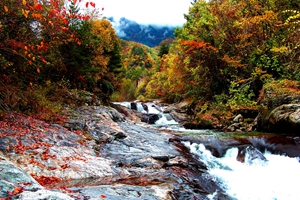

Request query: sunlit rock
[
  {"left": 233, "top": 114, "right": 244, "bottom": 123},
  {"left": 16, "top": 189, "right": 73, "bottom": 200}
]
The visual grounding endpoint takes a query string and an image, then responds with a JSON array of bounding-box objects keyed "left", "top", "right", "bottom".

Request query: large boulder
[
  {"left": 256, "top": 80, "right": 300, "bottom": 133},
  {"left": 259, "top": 104, "right": 300, "bottom": 133},
  {"left": 0, "top": 154, "right": 72, "bottom": 200}
]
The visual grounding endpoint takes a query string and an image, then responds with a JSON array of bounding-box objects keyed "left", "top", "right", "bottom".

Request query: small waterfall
[
  {"left": 115, "top": 101, "right": 179, "bottom": 127},
  {"left": 155, "top": 113, "right": 179, "bottom": 127},
  {"left": 136, "top": 103, "right": 146, "bottom": 113},
  {"left": 184, "top": 142, "right": 300, "bottom": 200}
]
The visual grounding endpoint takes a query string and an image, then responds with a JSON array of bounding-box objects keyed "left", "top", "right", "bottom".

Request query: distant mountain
[{"left": 108, "top": 17, "right": 176, "bottom": 47}]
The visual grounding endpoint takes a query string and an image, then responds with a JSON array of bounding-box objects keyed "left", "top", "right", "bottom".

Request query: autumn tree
[
  {"left": 0, "top": 0, "right": 122, "bottom": 113},
  {"left": 112, "top": 40, "right": 159, "bottom": 101},
  {"left": 145, "top": 0, "right": 300, "bottom": 110}
]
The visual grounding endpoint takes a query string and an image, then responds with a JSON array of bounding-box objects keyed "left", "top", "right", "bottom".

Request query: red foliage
[
  {"left": 90, "top": 2, "right": 96, "bottom": 8},
  {"left": 34, "top": 3, "right": 42, "bottom": 10},
  {"left": 30, "top": 173, "right": 62, "bottom": 186}
]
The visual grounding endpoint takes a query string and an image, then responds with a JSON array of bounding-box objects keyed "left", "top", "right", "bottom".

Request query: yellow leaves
[
  {"left": 22, "top": 9, "right": 30, "bottom": 18},
  {"left": 271, "top": 46, "right": 290, "bottom": 54},
  {"left": 91, "top": 19, "right": 118, "bottom": 52},
  {"left": 4, "top": 6, "right": 9, "bottom": 12},
  {"left": 249, "top": 10, "right": 276, "bottom": 25},
  {"left": 284, "top": 10, "right": 300, "bottom": 25},
  {"left": 22, "top": 0, "right": 26, "bottom": 5}
]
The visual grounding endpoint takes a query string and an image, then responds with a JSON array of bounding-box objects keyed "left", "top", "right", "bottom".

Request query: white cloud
[{"left": 96, "top": 0, "right": 191, "bottom": 26}]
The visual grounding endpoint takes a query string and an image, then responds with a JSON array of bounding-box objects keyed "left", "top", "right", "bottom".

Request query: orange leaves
[
  {"left": 22, "top": 0, "right": 26, "bottom": 6},
  {"left": 221, "top": 54, "right": 245, "bottom": 68},
  {"left": 4, "top": 6, "right": 8, "bottom": 12},
  {"left": 32, "top": 13, "right": 42, "bottom": 19},
  {"left": 7, "top": 187, "right": 23, "bottom": 196},
  {"left": 238, "top": 1, "right": 247, "bottom": 7},
  {"left": 181, "top": 40, "right": 218, "bottom": 54},
  {"left": 22, "top": 9, "right": 30, "bottom": 18},
  {"left": 22, "top": 42, "right": 48, "bottom": 65}
]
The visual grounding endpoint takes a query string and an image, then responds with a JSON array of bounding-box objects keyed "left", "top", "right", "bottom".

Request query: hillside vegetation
[{"left": 1, "top": 0, "right": 299, "bottom": 125}]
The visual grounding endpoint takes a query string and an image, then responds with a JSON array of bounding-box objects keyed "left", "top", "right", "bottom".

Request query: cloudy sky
[{"left": 96, "top": 0, "right": 192, "bottom": 26}]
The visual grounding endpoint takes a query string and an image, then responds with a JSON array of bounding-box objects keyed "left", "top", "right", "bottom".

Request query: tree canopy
[
  {"left": 0, "top": 0, "right": 122, "bottom": 118},
  {"left": 145, "top": 0, "right": 300, "bottom": 107}
]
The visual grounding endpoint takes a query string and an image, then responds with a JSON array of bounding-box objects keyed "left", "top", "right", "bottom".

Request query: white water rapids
[
  {"left": 183, "top": 142, "right": 300, "bottom": 200},
  {"left": 115, "top": 101, "right": 300, "bottom": 199}
]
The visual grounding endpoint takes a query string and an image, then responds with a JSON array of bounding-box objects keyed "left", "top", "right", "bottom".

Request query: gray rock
[
  {"left": 0, "top": 155, "right": 72, "bottom": 199},
  {"left": 0, "top": 156, "right": 42, "bottom": 193},
  {"left": 16, "top": 189, "right": 73, "bottom": 200},
  {"left": 73, "top": 184, "right": 173, "bottom": 200},
  {"left": 233, "top": 114, "right": 244, "bottom": 123},
  {"left": 260, "top": 104, "right": 300, "bottom": 133}
]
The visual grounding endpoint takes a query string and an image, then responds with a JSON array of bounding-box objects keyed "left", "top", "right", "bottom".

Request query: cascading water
[
  {"left": 114, "top": 101, "right": 179, "bottom": 127},
  {"left": 183, "top": 142, "right": 300, "bottom": 200},
  {"left": 114, "top": 101, "right": 300, "bottom": 199}
]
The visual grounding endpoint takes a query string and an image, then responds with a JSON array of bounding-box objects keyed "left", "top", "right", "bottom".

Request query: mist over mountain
[{"left": 108, "top": 17, "right": 176, "bottom": 47}]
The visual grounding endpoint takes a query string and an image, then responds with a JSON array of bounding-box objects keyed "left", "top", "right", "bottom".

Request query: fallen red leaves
[
  {"left": 0, "top": 113, "right": 58, "bottom": 155},
  {"left": 7, "top": 187, "right": 23, "bottom": 196},
  {"left": 30, "top": 173, "right": 62, "bottom": 186},
  {"left": 41, "top": 149, "right": 56, "bottom": 160}
]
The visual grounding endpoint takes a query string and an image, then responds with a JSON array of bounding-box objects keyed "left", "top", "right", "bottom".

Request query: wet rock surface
[
  {"left": 0, "top": 106, "right": 230, "bottom": 199},
  {"left": 1, "top": 103, "right": 300, "bottom": 199}
]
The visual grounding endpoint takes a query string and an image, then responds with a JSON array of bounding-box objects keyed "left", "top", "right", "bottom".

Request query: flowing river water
[{"left": 117, "top": 101, "right": 300, "bottom": 200}]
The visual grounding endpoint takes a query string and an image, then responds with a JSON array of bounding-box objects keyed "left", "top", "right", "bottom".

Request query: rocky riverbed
[
  {"left": 0, "top": 105, "right": 233, "bottom": 200},
  {"left": 1, "top": 100, "right": 300, "bottom": 199}
]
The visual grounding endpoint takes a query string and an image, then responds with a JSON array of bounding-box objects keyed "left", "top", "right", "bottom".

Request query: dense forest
[{"left": 0, "top": 0, "right": 299, "bottom": 125}]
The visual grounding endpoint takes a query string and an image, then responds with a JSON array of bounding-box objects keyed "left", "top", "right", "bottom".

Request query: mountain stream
[{"left": 117, "top": 101, "right": 300, "bottom": 200}]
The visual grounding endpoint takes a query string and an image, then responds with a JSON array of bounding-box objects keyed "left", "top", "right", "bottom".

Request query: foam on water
[
  {"left": 155, "top": 115, "right": 178, "bottom": 126},
  {"left": 184, "top": 142, "right": 300, "bottom": 200}
]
